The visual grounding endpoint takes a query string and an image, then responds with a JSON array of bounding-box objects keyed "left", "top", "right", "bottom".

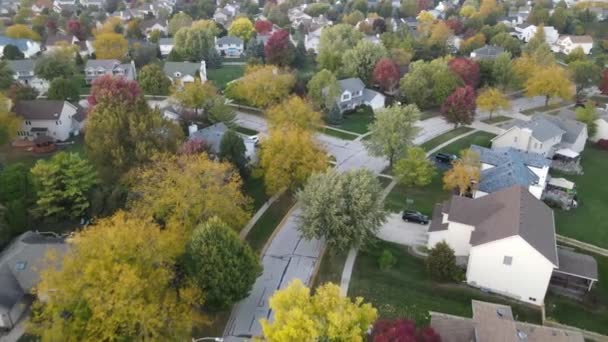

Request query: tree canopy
[
  {"left": 441, "top": 86, "right": 477, "bottom": 127},
  {"left": 225, "top": 65, "right": 295, "bottom": 108},
  {"left": 267, "top": 96, "right": 322, "bottom": 132},
  {"left": 93, "top": 32, "right": 128, "bottom": 59},
  {"left": 525, "top": 65, "right": 574, "bottom": 106},
  {"left": 394, "top": 147, "right": 436, "bottom": 187},
  {"left": 476, "top": 87, "right": 510, "bottom": 119},
  {"left": 340, "top": 40, "right": 387, "bottom": 84},
  {"left": 264, "top": 29, "right": 295, "bottom": 67},
  {"left": 317, "top": 24, "right": 363, "bottom": 72},
  {"left": 307, "top": 69, "right": 339, "bottom": 111},
  {"left": 228, "top": 17, "right": 255, "bottom": 42},
  {"left": 443, "top": 149, "right": 481, "bottom": 196},
  {"left": 400, "top": 58, "right": 461, "bottom": 109},
  {"left": 138, "top": 63, "right": 172, "bottom": 96}
]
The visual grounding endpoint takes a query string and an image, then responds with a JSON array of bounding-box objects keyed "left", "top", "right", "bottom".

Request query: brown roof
[
  {"left": 472, "top": 300, "right": 518, "bottom": 342},
  {"left": 555, "top": 247, "right": 598, "bottom": 280},
  {"left": 567, "top": 35, "right": 593, "bottom": 44},
  {"left": 45, "top": 33, "right": 72, "bottom": 46},
  {"left": 13, "top": 100, "right": 66, "bottom": 121},
  {"left": 515, "top": 322, "right": 585, "bottom": 342},
  {"left": 429, "top": 313, "right": 475, "bottom": 342}
]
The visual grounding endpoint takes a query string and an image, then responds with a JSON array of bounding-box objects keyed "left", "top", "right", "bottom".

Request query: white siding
[
  {"left": 18, "top": 103, "right": 78, "bottom": 142},
  {"left": 492, "top": 127, "right": 555, "bottom": 156},
  {"left": 466, "top": 236, "right": 555, "bottom": 306},
  {"left": 427, "top": 220, "right": 475, "bottom": 256},
  {"left": 569, "top": 126, "right": 588, "bottom": 153},
  {"left": 593, "top": 118, "right": 608, "bottom": 141}
]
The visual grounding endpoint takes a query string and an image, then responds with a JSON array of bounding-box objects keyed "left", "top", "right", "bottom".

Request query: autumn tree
[
  {"left": 184, "top": 217, "right": 261, "bottom": 310},
  {"left": 28, "top": 212, "right": 202, "bottom": 341},
  {"left": 30, "top": 152, "right": 98, "bottom": 220},
  {"left": 569, "top": 60, "right": 601, "bottom": 96},
  {"left": 33, "top": 50, "right": 76, "bottom": 81},
  {"left": 254, "top": 19, "right": 273, "bottom": 34},
  {"left": 365, "top": 104, "right": 421, "bottom": 167},
  {"left": 443, "top": 149, "right": 480, "bottom": 196},
  {"left": 428, "top": 20, "right": 453, "bottom": 46},
  {"left": 427, "top": 241, "right": 459, "bottom": 282},
  {"left": 394, "top": 147, "right": 436, "bottom": 187},
  {"left": 340, "top": 39, "right": 387, "bottom": 84},
  {"left": 297, "top": 170, "right": 387, "bottom": 251},
  {"left": 168, "top": 12, "right": 193, "bottom": 36},
  {"left": 372, "top": 319, "right": 441, "bottom": 341},
  {"left": 138, "top": 63, "right": 171, "bottom": 96},
  {"left": 261, "top": 280, "right": 377, "bottom": 342},
  {"left": 228, "top": 17, "right": 254, "bottom": 41},
  {"left": 219, "top": 129, "right": 247, "bottom": 171},
  {"left": 224, "top": 65, "right": 295, "bottom": 108},
  {"left": 0, "top": 94, "right": 19, "bottom": 145},
  {"left": 47, "top": 77, "right": 80, "bottom": 102},
  {"left": 259, "top": 127, "right": 328, "bottom": 195},
  {"left": 525, "top": 65, "right": 573, "bottom": 106},
  {"left": 93, "top": 32, "right": 127, "bottom": 59},
  {"left": 459, "top": 33, "right": 486, "bottom": 55},
  {"left": 87, "top": 74, "right": 142, "bottom": 107},
  {"left": 448, "top": 57, "right": 480, "bottom": 89},
  {"left": 373, "top": 57, "right": 400, "bottom": 93},
  {"left": 264, "top": 29, "right": 295, "bottom": 67},
  {"left": 7, "top": 83, "right": 37, "bottom": 102},
  {"left": 267, "top": 96, "right": 322, "bottom": 131},
  {"left": 400, "top": 58, "right": 461, "bottom": 109},
  {"left": 173, "top": 21, "right": 218, "bottom": 62},
  {"left": 6, "top": 24, "right": 41, "bottom": 40},
  {"left": 441, "top": 86, "right": 477, "bottom": 127},
  {"left": 317, "top": 24, "right": 363, "bottom": 72},
  {"left": 171, "top": 80, "right": 218, "bottom": 116},
  {"left": 575, "top": 101, "right": 598, "bottom": 138},
  {"left": 476, "top": 87, "right": 510, "bottom": 119},
  {"left": 307, "top": 69, "right": 339, "bottom": 111}
]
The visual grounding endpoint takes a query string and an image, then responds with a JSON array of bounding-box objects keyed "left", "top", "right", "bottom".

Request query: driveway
[
  {"left": 414, "top": 117, "right": 453, "bottom": 145},
  {"left": 376, "top": 213, "right": 429, "bottom": 247}
]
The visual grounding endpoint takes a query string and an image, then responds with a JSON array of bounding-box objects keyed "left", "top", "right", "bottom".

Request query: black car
[
  {"left": 435, "top": 152, "right": 457, "bottom": 164},
  {"left": 402, "top": 210, "right": 429, "bottom": 224}
]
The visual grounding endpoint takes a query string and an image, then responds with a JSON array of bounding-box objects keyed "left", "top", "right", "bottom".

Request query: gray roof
[
  {"left": 471, "top": 45, "right": 505, "bottom": 59},
  {"left": 140, "top": 18, "right": 167, "bottom": 30},
  {"left": 505, "top": 117, "right": 565, "bottom": 142},
  {"left": 338, "top": 77, "right": 365, "bottom": 94},
  {"left": 13, "top": 100, "right": 67, "bottom": 121},
  {"left": 0, "top": 35, "right": 32, "bottom": 51},
  {"left": 85, "top": 59, "right": 121, "bottom": 69},
  {"left": 190, "top": 122, "right": 229, "bottom": 153},
  {"left": 0, "top": 269, "right": 24, "bottom": 310},
  {"left": 216, "top": 35, "right": 243, "bottom": 45},
  {"left": 163, "top": 62, "right": 200, "bottom": 78},
  {"left": 8, "top": 59, "right": 35, "bottom": 73},
  {"left": 472, "top": 145, "right": 550, "bottom": 168},
  {"left": 555, "top": 247, "right": 598, "bottom": 280},
  {"left": 159, "top": 37, "right": 173, "bottom": 45},
  {"left": 431, "top": 186, "right": 558, "bottom": 265},
  {"left": 430, "top": 312, "right": 476, "bottom": 342},
  {"left": 534, "top": 113, "right": 586, "bottom": 145}
]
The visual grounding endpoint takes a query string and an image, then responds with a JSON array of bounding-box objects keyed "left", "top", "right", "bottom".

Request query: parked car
[
  {"left": 402, "top": 210, "right": 429, "bottom": 224},
  {"left": 435, "top": 152, "right": 457, "bottom": 164}
]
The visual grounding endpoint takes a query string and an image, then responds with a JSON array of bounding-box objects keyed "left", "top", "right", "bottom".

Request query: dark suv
[
  {"left": 402, "top": 210, "right": 429, "bottom": 224},
  {"left": 435, "top": 152, "right": 457, "bottom": 164}
]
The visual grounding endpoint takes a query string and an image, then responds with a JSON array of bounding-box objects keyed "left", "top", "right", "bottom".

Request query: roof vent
[
  {"left": 497, "top": 308, "right": 506, "bottom": 317},
  {"left": 517, "top": 330, "right": 528, "bottom": 340}
]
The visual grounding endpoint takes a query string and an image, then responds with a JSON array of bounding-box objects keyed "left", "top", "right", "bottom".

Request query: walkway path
[
  {"left": 467, "top": 121, "right": 505, "bottom": 135},
  {"left": 557, "top": 235, "right": 608, "bottom": 257}
]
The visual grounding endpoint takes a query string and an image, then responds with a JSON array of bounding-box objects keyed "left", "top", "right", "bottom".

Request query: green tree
[
  {"left": 317, "top": 24, "right": 363, "bottom": 72},
  {"left": 307, "top": 69, "right": 339, "bottom": 111},
  {"left": 138, "top": 64, "right": 171, "bottom": 95},
  {"left": 0, "top": 94, "right": 19, "bottom": 144},
  {"left": 219, "top": 129, "right": 247, "bottom": 171},
  {"left": 30, "top": 152, "right": 98, "bottom": 220},
  {"left": 34, "top": 51, "right": 77, "bottom": 81},
  {"left": 297, "top": 169, "right": 387, "bottom": 252},
  {"left": 47, "top": 77, "right": 80, "bottom": 102},
  {"left": 364, "top": 104, "right": 421, "bottom": 167},
  {"left": 173, "top": 20, "right": 218, "bottom": 62},
  {"left": 0, "top": 60, "right": 15, "bottom": 90},
  {"left": 3, "top": 44, "right": 24, "bottom": 60},
  {"left": 340, "top": 40, "right": 388, "bottom": 83},
  {"left": 168, "top": 12, "right": 193, "bottom": 36},
  {"left": 0, "top": 163, "right": 34, "bottom": 243},
  {"left": 492, "top": 51, "right": 513, "bottom": 90},
  {"left": 490, "top": 32, "right": 521, "bottom": 55},
  {"left": 569, "top": 60, "right": 601, "bottom": 96},
  {"left": 184, "top": 217, "right": 261, "bottom": 310},
  {"left": 393, "top": 147, "right": 436, "bottom": 187},
  {"left": 400, "top": 58, "right": 461, "bottom": 109},
  {"left": 565, "top": 46, "right": 586, "bottom": 64},
  {"left": 575, "top": 101, "right": 598, "bottom": 138},
  {"left": 207, "top": 96, "right": 236, "bottom": 124},
  {"left": 427, "top": 241, "right": 459, "bottom": 282}
]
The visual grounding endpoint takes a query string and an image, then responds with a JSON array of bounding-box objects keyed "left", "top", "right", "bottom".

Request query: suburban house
[
  {"left": 213, "top": 3, "right": 239, "bottom": 26},
  {"left": 0, "top": 231, "right": 68, "bottom": 330},
  {"left": 0, "top": 0, "right": 19, "bottom": 14},
  {"left": 430, "top": 300, "right": 584, "bottom": 342},
  {"left": 215, "top": 35, "right": 244, "bottom": 58},
  {"left": 163, "top": 61, "right": 207, "bottom": 84},
  {"left": 0, "top": 36, "right": 41, "bottom": 58},
  {"left": 427, "top": 185, "right": 598, "bottom": 306},
  {"left": 491, "top": 114, "right": 588, "bottom": 159},
  {"left": 470, "top": 145, "right": 551, "bottom": 200},
  {"left": 304, "top": 27, "right": 322, "bottom": 53},
  {"left": 8, "top": 59, "right": 48, "bottom": 93},
  {"left": 552, "top": 35, "right": 593, "bottom": 54},
  {"left": 84, "top": 59, "right": 136, "bottom": 84},
  {"left": 333, "top": 78, "right": 386, "bottom": 114},
  {"left": 514, "top": 24, "right": 559, "bottom": 44},
  {"left": 140, "top": 18, "right": 169, "bottom": 37},
  {"left": 189, "top": 123, "right": 257, "bottom": 162},
  {"left": 589, "top": 109, "right": 608, "bottom": 141},
  {"left": 44, "top": 33, "right": 91, "bottom": 56},
  {"left": 159, "top": 37, "right": 174, "bottom": 56},
  {"left": 469, "top": 45, "right": 505, "bottom": 60},
  {"left": 79, "top": 0, "right": 104, "bottom": 7},
  {"left": 13, "top": 100, "right": 85, "bottom": 142}
]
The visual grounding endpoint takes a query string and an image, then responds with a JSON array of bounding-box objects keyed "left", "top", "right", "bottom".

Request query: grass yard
[
  {"left": 384, "top": 171, "right": 446, "bottom": 216},
  {"left": 520, "top": 101, "right": 573, "bottom": 115},
  {"left": 553, "top": 146, "right": 608, "bottom": 248},
  {"left": 481, "top": 115, "right": 512, "bottom": 124},
  {"left": 436, "top": 131, "right": 496, "bottom": 155},
  {"left": 242, "top": 176, "right": 269, "bottom": 211},
  {"left": 245, "top": 191, "right": 296, "bottom": 253},
  {"left": 207, "top": 65, "right": 245, "bottom": 89},
  {"left": 313, "top": 250, "right": 348, "bottom": 288},
  {"left": 348, "top": 240, "right": 542, "bottom": 324},
  {"left": 419, "top": 127, "right": 474, "bottom": 152},
  {"left": 320, "top": 127, "right": 359, "bottom": 140},
  {"left": 420, "top": 110, "right": 441, "bottom": 120},
  {"left": 330, "top": 106, "right": 375, "bottom": 135},
  {"left": 0, "top": 136, "right": 87, "bottom": 169}
]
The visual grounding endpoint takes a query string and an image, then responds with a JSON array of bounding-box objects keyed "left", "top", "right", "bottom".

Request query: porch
[{"left": 549, "top": 247, "right": 598, "bottom": 300}]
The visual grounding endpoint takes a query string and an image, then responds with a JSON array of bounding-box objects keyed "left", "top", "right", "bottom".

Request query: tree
[
  {"left": 459, "top": 33, "right": 486, "bottom": 55},
  {"left": 254, "top": 19, "right": 273, "bottom": 34},
  {"left": 575, "top": 101, "right": 598, "bottom": 138},
  {"left": 7, "top": 83, "right": 38, "bottom": 102},
  {"left": 365, "top": 104, "right": 421, "bottom": 167},
  {"left": 428, "top": 20, "right": 453, "bottom": 46},
  {"left": 125, "top": 18, "right": 143, "bottom": 39},
  {"left": 394, "top": 147, "right": 436, "bottom": 187},
  {"left": 173, "top": 21, "right": 218, "bottom": 62},
  {"left": 400, "top": 58, "right": 461, "bottom": 109},
  {"left": 443, "top": 149, "right": 480, "bottom": 195},
  {"left": 171, "top": 81, "right": 217, "bottom": 116},
  {"left": 317, "top": 24, "right": 363, "bottom": 72},
  {"left": 168, "top": 12, "right": 193, "bottom": 36},
  {"left": 3, "top": 44, "right": 24, "bottom": 60},
  {"left": 0, "top": 94, "right": 19, "bottom": 145},
  {"left": 207, "top": 96, "right": 236, "bottom": 123},
  {"left": 264, "top": 29, "right": 295, "bottom": 66},
  {"left": 6, "top": 24, "right": 41, "bottom": 40},
  {"left": 441, "top": 86, "right": 477, "bottom": 127},
  {"left": 93, "top": 32, "right": 128, "bottom": 59},
  {"left": 427, "top": 241, "right": 459, "bottom": 282},
  {"left": 228, "top": 17, "right": 254, "bottom": 41},
  {"left": 307, "top": 69, "right": 339, "bottom": 111},
  {"left": 47, "top": 77, "right": 80, "bottom": 102},
  {"left": 66, "top": 18, "right": 85, "bottom": 39},
  {"left": 28, "top": 212, "right": 202, "bottom": 341},
  {"left": 219, "top": 129, "right": 247, "bottom": 171},
  {"left": 267, "top": 96, "right": 322, "bottom": 132},
  {"left": 372, "top": 319, "right": 441, "bottom": 341},
  {"left": 184, "top": 217, "right": 260, "bottom": 310},
  {"left": 600, "top": 69, "right": 608, "bottom": 96},
  {"left": 129, "top": 42, "right": 161, "bottom": 68},
  {"left": 138, "top": 63, "right": 171, "bottom": 95},
  {"left": 490, "top": 32, "right": 521, "bottom": 56},
  {"left": 565, "top": 46, "right": 586, "bottom": 64},
  {"left": 33, "top": 51, "right": 77, "bottom": 81},
  {"left": 340, "top": 40, "right": 387, "bottom": 84},
  {"left": 525, "top": 65, "right": 574, "bottom": 106},
  {"left": 0, "top": 163, "right": 34, "bottom": 241},
  {"left": 297, "top": 170, "right": 387, "bottom": 251},
  {"left": 224, "top": 65, "right": 295, "bottom": 108},
  {"left": 87, "top": 74, "right": 142, "bottom": 108},
  {"left": 0, "top": 60, "right": 15, "bottom": 90},
  {"left": 372, "top": 57, "right": 400, "bottom": 93},
  {"left": 569, "top": 60, "right": 601, "bottom": 96},
  {"left": 476, "top": 87, "right": 510, "bottom": 119},
  {"left": 492, "top": 51, "right": 513, "bottom": 90},
  {"left": 259, "top": 127, "right": 328, "bottom": 194},
  {"left": 448, "top": 57, "right": 480, "bottom": 89},
  {"left": 261, "top": 280, "right": 377, "bottom": 342},
  {"left": 30, "top": 152, "right": 98, "bottom": 220}
]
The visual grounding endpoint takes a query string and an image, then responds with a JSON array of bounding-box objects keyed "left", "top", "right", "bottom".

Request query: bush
[
  {"left": 426, "top": 241, "right": 459, "bottom": 282},
  {"left": 596, "top": 139, "right": 608, "bottom": 150},
  {"left": 378, "top": 249, "right": 397, "bottom": 270}
]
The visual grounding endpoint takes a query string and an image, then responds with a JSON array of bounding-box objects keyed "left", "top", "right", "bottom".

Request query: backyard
[
  {"left": 207, "top": 64, "right": 245, "bottom": 89},
  {"left": 0, "top": 136, "right": 87, "bottom": 169}
]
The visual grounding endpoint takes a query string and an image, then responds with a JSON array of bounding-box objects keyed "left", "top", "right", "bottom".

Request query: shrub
[
  {"left": 426, "top": 241, "right": 459, "bottom": 282},
  {"left": 378, "top": 249, "right": 397, "bottom": 270},
  {"left": 596, "top": 139, "right": 608, "bottom": 151}
]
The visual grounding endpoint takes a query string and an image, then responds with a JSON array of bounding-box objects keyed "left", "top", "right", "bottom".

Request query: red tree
[
  {"left": 87, "top": 75, "right": 142, "bottom": 108},
  {"left": 448, "top": 58, "right": 480, "bottom": 89},
  {"left": 441, "top": 86, "right": 477, "bottom": 127},
  {"left": 264, "top": 29, "right": 295, "bottom": 66},
  {"left": 255, "top": 20, "right": 273, "bottom": 34},
  {"left": 372, "top": 319, "right": 441, "bottom": 342},
  {"left": 445, "top": 18, "right": 464, "bottom": 34},
  {"left": 67, "top": 19, "right": 85, "bottom": 40},
  {"left": 600, "top": 69, "right": 608, "bottom": 95},
  {"left": 179, "top": 138, "right": 211, "bottom": 155},
  {"left": 373, "top": 58, "right": 400, "bottom": 93},
  {"left": 417, "top": 0, "right": 432, "bottom": 12}
]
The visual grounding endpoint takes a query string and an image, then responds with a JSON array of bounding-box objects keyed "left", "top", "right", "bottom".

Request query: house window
[
  {"left": 514, "top": 136, "right": 518, "bottom": 143},
  {"left": 25, "top": 120, "right": 31, "bottom": 125},
  {"left": 503, "top": 256, "right": 513, "bottom": 265},
  {"left": 341, "top": 93, "right": 351, "bottom": 102},
  {"left": 528, "top": 297, "right": 536, "bottom": 302},
  {"left": 534, "top": 142, "right": 538, "bottom": 148}
]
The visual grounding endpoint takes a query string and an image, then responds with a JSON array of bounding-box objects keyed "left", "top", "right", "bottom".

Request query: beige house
[{"left": 552, "top": 35, "right": 593, "bottom": 55}]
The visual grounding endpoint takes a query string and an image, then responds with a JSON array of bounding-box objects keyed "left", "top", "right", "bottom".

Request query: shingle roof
[
  {"left": 472, "top": 145, "right": 551, "bottom": 168},
  {"left": 555, "top": 247, "right": 598, "bottom": 280},
  {"left": 13, "top": 100, "right": 67, "bottom": 121},
  {"left": 505, "top": 117, "right": 565, "bottom": 142},
  {"left": 163, "top": 62, "right": 200, "bottom": 78},
  {"left": 562, "top": 35, "right": 593, "bottom": 44},
  {"left": 430, "top": 312, "right": 476, "bottom": 342},
  {"left": 85, "top": 59, "right": 121, "bottom": 69},
  {"left": 216, "top": 35, "right": 243, "bottom": 45},
  {"left": 0, "top": 268, "right": 24, "bottom": 310},
  {"left": 0, "top": 35, "right": 32, "bottom": 51},
  {"left": 189, "top": 122, "right": 229, "bottom": 154},
  {"left": 471, "top": 45, "right": 505, "bottom": 58},
  {"left": 8, "top": 59, "right": 35, "bottom": 72},
  {"left": 338, "top": 77, "right": 365, "bottom": 94},
  {"left": 534, "top": 113, "right": 586, "bottom": 145},
  {"left": 159, "top": 37, "right": 173, "bottom": 45}
]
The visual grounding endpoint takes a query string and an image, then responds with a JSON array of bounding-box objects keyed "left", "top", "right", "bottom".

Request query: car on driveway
[
  {"left": 402, "top": 210, "right": 429, "bottom": 224},
  {"left": 435, "top": 152, "right": 457, "bottom": 164}
]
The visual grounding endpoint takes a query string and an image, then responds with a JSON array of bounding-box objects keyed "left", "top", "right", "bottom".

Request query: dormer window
[
  {"left": 174, "top": 71, "right": 182, "bottom": 77},
  {"left": 341, "top": 93, "right": 351, "bottom": 102}
]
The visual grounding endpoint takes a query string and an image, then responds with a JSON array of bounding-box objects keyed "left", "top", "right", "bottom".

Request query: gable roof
[
  {"left": 471, "top": 45, "right": 504, "bottom": 58},
  {"left": 45, "top": 33, "right": 72, "bottom": 46},
  {"left": 504, "top": 117, "right": 565, "bottom": 142},
  {"left": 0, "top": 35, "right": 33, "bottom": 51},
  {"left": 140, "top": 18, "right": 167, "bottom": 30},
  {"left": 8, "top": 59, "right": 35, "bottom": 73},
  {"left": 85, "top": 59, "right": 120, "bottom": 69},
  {"left": 534, "top": 113, "right": 586, "bottom": 145},
  {"left": 159, "top": 37, "right": 173, "bottom": 45},
  {"left": 13, "top": 100, "right": 68, "bottom": 120},
  {"left": 190, "top": 122, "right": 229, "bottom": 153},
  {"left": 338, "top": 77, "right": 365, "bottom": 94},
  {"left": 163, "top": 62, "right": 200, "bottom": 78},
  {"left": 561, "top": 35, "right": 593, "bottom": 44},
  {"left": 216, "top": 35, "right": 243, "bottom": 45}
]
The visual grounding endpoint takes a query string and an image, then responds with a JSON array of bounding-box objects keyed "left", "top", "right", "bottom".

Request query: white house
[
  {"left": 514, "top": 24, "right": 559, "bottom": 44},
  {"left": 163, "top": 61, "right": 207, "bottom": 84},
  {"left": 215, "top": 35, "right": 244, "bottom": 58},
  {"left": 140, "top": 18, "right": 169, "bottom": 38},
  {"left": 13, "top": 100, "right": 85, "bottom": 142},
  {"left": 334, "top": 78, "right": 385, "bottom": 114},
  {"left": 0, "top": 36, "right": 41, "bottom": 58},
  {"left": 8, "top": 59, "right": 49, "bottom": 93},
  {"left": 552, "top": 35, "right": 593, "bottom": 55},
  {"left": 159, "top": 38, "right": 174, "bottom": 56},
  {"left": 84, "top": 59, "right": 137, "bottom": 84}
]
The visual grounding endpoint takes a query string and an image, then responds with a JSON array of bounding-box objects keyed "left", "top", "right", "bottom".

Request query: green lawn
[
  {"left": 234, "top": 125, "right": 259, "bottom": 136},
  {"left": 320, "top": 127, "right": 359, "bottom": 140},
  {"left": 419, "top": 127, "right": 474, "bottom": 152},
  {"left": 242, "top": 176, "right": 269, "bottom": 211},
  {"left": 520, "top": 101, "right": 573, "bottom": 115},
  {"left": 330, "top": 106, "right": 375, "bottom": 134},
  {"left": 437, "top": 131, "right": 496, "bottom": 155},
  {"left": 481, "top": 115, "right": 512, "bottom": 124},
  {"left": 207, "top": 65, "right": 245, "bottom": 89},
  {"left": 245, "top": 191, "right": 296, "bottom": 253},
  {"left": 313, "top": 250, "right": 348, "bottom": 288},
  {"left": 0, "top": 136, "right": 87, "bottom": 169},
  {"left": 420, "top": 110, "right": 441, "bottom": 120},
  {"left": 384, "top": 171, "right": 446, "bottom": 216},
  {"left": 348, "top": 240, "right": 542, "bottom": 324},
  {"left": 553, "top": 147, "right": 608, "bottom": 248}
]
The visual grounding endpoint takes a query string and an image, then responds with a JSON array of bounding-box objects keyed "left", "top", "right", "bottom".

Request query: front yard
[
  {"left": 419, "top": 127, "right": 473, "bottom": 152},
  {"left": 207, "top": 65, "right": 245, "bottom": 89},
  {"left": 329, "top": 106, "right": 375, "bottom": 135}
]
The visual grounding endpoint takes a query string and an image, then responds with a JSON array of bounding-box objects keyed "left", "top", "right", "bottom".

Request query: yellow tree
[
  {"left": 428, "top": 21, "right": 453, "bottom": 46},
  {"left": 259, "top": 127, "right": 328, "bottom": 195},
  {"left": 228, "top": 17, "right": 254, "bottom": 41},
  {"left": 0, "top": 94, "right": 19, "bottom": 145},
  {"left": 6, "top": 24, "right": 41, "bottom": 40},
  {"left": 261, "top": 280, "right": 377, "bottom": 342},
  {"left": 94, "top": 16, "right": 123, "bottom": 34},
  {"left": 476, "top": 87, "right": 511, "bottom": 119},
  {"left": 126, "top": 153, "right": 251, "bottom": 245},
  {"left": 267, "top": 96, "right": 322, "bottom": 132},
  {"left": 93, "top": 32, "right": 128, "bottom": 59},
  {"left": 28, "top": 212, "right": 203, "bottom": 341},
  {"left": 460, "top": 33, "right": 486, "bottom": 54},
  {"left": 443, "top": 149, "right": 480, "bottom": 196},
  {"left": 525, "top": 65, "right": 574, "bottom": 106},
  {"left": 512, "top": 54, "right": 538, "bottom": 85},
  {"left": 225, "top": 65, "right": 295, "bottom": 108},
  {"left": 171, "top": 81, "right": 217, "bottom": 115},
  {"left": 478, "top": 0, "right": 499, "bottom": 17}
]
